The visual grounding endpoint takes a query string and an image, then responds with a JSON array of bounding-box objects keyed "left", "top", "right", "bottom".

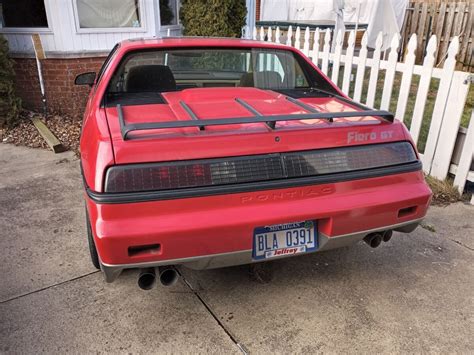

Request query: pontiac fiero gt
[{"left": 76, "top": 37, "right": 431, "bottom": 289}]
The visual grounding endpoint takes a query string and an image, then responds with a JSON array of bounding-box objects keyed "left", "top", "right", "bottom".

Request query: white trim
[
  {"left": 0, "top": 0, "right": 54, "bottom": 34},
  {"left": 152, "top": 0, "right": 161, "bottom": 33},
  {"left": 161, "top": 24, "right": 181, "bottom": 30},
  {"left": 0, "top": 28, "right": 53, "bottom": 34},
  {"left": 71, "top": 0, "right": 147, "bottom": 34}
]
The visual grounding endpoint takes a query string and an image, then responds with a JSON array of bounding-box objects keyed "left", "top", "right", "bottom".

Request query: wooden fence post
[
  {"left": 430, "top": 71, "right": 471, "bottom": 179},
  {"left": 286, "top": 26, "right": 293, "bottom": 46},
  {"left": 342, "top": 30, "right": 355, "bottom": 95},
  {"left": 395, "top": 34, "right": 417, "bottom": 121},
  {"left": 303, "top": 27, "right": 310, "bottom": 56},
  {"left": 321, "top": 29, "right": 331, "bottom": 75},
  {"left": 410, "top": 35, "right": 437, "bottom": 144},
  {"left": 366, "top": 32, "right": 383, "bottom": 108},
  {"left": 311, "top": 28, "right": 321, "bottom": 66},
  {"left": 422, "top": 36, "right": 459, "bottom": 174},
  {"left": 275, "top": 27, "right": 281, "bottom": 44},
  {"left": 380, "top": 34, "right": 400, "bottom": 110},
  {"left": 453, "top": 110, "right": 474, "bottom": 195},
  {"left": 331, "top": 30, "right": 343, "bottom": 86},
  {"left": 295, "top": 26, "right": 301, "bottom": 50},
  {"left": 353, "top": 32, "right": 368, "bottom": 103}
]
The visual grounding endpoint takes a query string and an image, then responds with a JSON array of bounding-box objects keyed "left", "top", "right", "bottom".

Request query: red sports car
[{"left": 76, "top": 37, "right": 431, "bottom": 290}]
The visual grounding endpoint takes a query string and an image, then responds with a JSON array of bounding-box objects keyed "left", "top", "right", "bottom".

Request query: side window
[
  {"left": 255, "top": 51, "right": 308, "bottom": 89},
  {"left": 293, "top": 59, "right": 309, "bottom": 88},
  {"left": 256, "top": 52, "right": 284, "bottom": 77},
  {"left": 107, "top": 51, "right": 167, "bottom": 93}
]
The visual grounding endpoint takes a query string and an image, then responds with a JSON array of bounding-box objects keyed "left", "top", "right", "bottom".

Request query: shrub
[
  {"left": 179, "top": 0, "right": 247, "bottom": 38},
  {"left": 0, "top": 35, "right": 21, "bottom": 128}
]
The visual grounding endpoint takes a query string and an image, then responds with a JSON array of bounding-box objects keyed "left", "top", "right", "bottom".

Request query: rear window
[{"left": 106, "top": 47, "right": 335, "bottom": 94}]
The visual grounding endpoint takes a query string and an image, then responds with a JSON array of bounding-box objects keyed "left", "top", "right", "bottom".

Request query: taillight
[
  {"left": 104, "top": 142, "right": 417, "bottom": 193},
  {"left": 105, "top": 155, "right": 284, "bottom": 193},
  {"left": 283, "top": 142, "right": 417, "bottom": 177}
]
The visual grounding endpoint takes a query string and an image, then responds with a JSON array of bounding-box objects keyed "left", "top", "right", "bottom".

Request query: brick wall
[{"left": 13, "top": 56, "right": 106, "bottom": 118}]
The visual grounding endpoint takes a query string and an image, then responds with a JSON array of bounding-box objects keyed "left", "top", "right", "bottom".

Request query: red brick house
[{"left": 1, "top": 0, "right": 184, "bottom": 117}]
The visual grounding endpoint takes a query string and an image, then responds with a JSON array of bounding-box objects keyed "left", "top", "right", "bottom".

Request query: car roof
[{"left": 118, "top": 36, "right": 293, "bottom": 52}]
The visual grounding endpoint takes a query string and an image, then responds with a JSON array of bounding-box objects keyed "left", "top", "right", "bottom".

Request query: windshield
[{"left": 107, "top": 47, "right": 330, "bottom": 94}]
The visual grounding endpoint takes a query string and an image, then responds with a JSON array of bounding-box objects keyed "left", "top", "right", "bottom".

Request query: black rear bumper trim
[{"left": 85, "top": 161, "right": 422, "bottom": 204}]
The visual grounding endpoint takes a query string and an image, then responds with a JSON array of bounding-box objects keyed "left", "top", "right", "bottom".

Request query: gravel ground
[{"left": 2, "top": 111, "right": 81, "bottom": 154}]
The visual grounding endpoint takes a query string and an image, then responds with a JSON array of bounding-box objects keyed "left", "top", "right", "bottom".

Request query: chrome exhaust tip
[
  {"left": 137, "top": 267, "right": 156, "bottom": 290},
  {"left": 364, "top": 233, "right": 383, "bottom": 248},
  {"left": 158, "top": 266, "right": 179, "bottom": 287}
]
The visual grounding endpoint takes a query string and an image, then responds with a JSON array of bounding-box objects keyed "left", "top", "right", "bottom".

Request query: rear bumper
[
  {"left": 85, "top": 170, "right": 432, "bottom": 283},
  {"left": 99, "top": 218, "right": 421, "bottom": 283}
]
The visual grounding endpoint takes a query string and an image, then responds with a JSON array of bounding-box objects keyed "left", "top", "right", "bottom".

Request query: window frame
[
  {"left": 159, "top": 0, "right": 181, "bottom": 30},
  {"left": 72, "top": 0, "right": 147, "bottom": 34},
  {"left": 105, "top": 47, "right": 319, "bottom": 96},
  {"left": 0, "top": 0, "right": 53, "bottom": 34}
]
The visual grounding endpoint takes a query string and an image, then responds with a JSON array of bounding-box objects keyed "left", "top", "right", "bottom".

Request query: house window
[
  {"left": 160, "top": 0, "right": 179, "bottom": 26},
  {"left": 0, "top": 0, "right": 48, "bottom": 28},
  {"left": 76, "top": 0, "right": 141, "bottom": 28}
]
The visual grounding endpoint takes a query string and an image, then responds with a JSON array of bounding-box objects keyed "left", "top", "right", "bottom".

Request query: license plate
[{"left": 252, "top": 221, "right": 318, "bottom": 260}]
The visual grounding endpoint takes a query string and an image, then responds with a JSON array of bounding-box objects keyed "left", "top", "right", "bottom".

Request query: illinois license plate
[{"left": 252, "top": 221, "right": 318, "bottom": 260}]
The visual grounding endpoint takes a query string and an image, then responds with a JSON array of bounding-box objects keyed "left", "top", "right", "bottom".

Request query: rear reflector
[{"left": 104, "top": 142, "right": 417, "bottom": 193}]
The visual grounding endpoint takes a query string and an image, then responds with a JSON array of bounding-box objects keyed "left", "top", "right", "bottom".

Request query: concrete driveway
[{"left": 1, "top": 143, "right": 473, "bottom": 354}]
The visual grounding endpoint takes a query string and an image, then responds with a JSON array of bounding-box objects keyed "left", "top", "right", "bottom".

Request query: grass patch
[
  {"left": 425, "top": 175, "right": 463, "bottom": 206},
  {"left": 420, "top": 223, "right": 436, "bottom": 233}
]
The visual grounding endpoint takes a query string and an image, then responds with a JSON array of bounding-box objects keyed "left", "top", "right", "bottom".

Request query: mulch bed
[{"left": 2, "top": 110, "right": 81, "bottom": 155}]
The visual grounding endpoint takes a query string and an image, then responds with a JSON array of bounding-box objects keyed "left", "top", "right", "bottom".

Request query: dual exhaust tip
[
  {"left": 363, "top": 230, "right": 393, "bottom": 248},
  {"left": 137, "top": 266, "right": 179, "bottom": 290}
]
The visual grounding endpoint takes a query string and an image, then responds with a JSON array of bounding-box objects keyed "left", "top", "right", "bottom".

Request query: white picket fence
[{"left": 253, "top": 26, "right": 474, "bottom": 204}]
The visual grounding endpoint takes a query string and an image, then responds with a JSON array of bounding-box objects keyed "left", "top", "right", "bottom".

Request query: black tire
[{"left": 86, "top": 208, "right": 100, "bottom": 269}]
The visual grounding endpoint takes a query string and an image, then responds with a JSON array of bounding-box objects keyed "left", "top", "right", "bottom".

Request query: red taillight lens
[
  {"left": 283, "top": 142, "right": 417, "bottom": 177},
  {"left": 104, "top": 142, "right": 417, "bottom": 193},
  {"left": 105, "top": 155, "right": 283, "bottom": 193}
]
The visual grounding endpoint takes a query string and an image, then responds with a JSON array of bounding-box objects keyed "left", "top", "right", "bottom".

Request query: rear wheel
[{"left": 86, "top": 208, "right": 100, "bottom": 269}]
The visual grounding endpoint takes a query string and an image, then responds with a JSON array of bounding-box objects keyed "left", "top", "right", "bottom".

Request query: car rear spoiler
[{"left": 117, "top": 95, "right": 394, "bottom": 141}]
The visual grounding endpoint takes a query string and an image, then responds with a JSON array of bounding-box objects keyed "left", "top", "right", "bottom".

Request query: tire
[{"left": 86, "top": 208, "right": 100, "bottom": 270}]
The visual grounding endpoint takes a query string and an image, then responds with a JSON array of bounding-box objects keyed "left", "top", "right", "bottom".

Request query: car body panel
[
  {"left": 86, "top": 169, "right": 430, "bottom": 267},
  {"left": 103, "top": 89, "right": 407, "bottom": 166}
]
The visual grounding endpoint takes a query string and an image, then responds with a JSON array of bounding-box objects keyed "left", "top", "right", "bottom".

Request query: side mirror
[{"left": 75, "top": 72, "right": 96, "bottom": 86}]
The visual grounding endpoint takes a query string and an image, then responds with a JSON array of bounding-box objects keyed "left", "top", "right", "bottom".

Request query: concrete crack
[
  {"left": 178, "top": 269, "right": 249, "bottom": 355},
  {"left": 449, "top": 238, "right": 474, "bottom": 251},
  {"left": 0, "top": 270, "right": 100, "bottom": 304}
]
